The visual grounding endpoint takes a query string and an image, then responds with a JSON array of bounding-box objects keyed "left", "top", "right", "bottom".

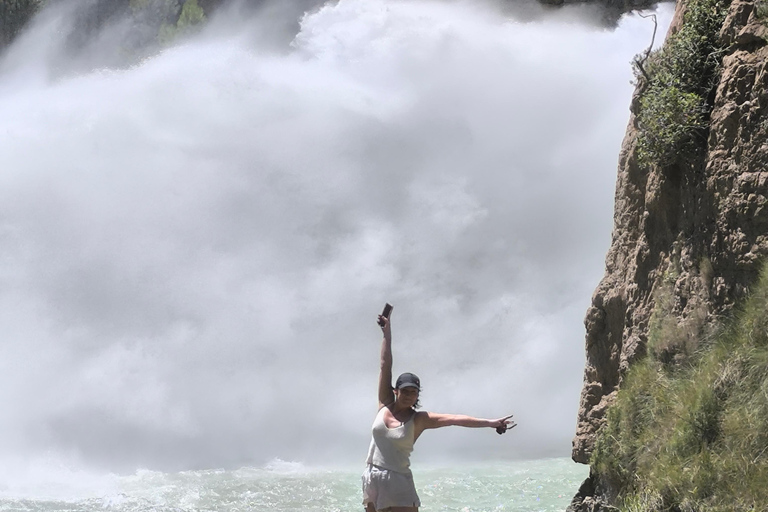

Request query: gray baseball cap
[{"left": 395, "top": 372, "right": 421, "bottom": 390}]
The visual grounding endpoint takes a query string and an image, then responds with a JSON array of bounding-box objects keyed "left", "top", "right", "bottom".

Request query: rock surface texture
[{"left": 569, "top": 0, "right": 768, "bottom": 509}]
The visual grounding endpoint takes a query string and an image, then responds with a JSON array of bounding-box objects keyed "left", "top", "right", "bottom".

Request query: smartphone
[{"left": 379, "top": 303, "right": 393, "bottom": 326}]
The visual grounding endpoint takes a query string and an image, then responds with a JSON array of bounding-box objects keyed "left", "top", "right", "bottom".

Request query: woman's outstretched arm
[
  {"left": 415, "top": 412, "right": 515, "bottom": 438},
  {"left": 377, "top": 315, "right": 395, "bottom": 408}
]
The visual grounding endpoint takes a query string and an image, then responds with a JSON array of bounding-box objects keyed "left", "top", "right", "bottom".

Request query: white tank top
[{"left": 365, "top": 406, "right": 416, "bottom": 475}]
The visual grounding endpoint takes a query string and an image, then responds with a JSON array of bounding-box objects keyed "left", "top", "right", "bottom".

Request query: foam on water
[
  {"left": 0, "top": 457, "right": 587, "bottom": 511},
  {"left": 0, "top": 456, "right": 120, "bottom": 502}
]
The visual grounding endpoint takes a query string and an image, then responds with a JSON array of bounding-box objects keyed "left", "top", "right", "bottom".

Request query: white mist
[{"left": 0, "top": 0, "right": 673, "bottom": 474}]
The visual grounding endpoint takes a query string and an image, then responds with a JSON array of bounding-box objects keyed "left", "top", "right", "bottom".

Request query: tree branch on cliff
[{"left": 633, "top": 13, "right": 658, "bottom": 81}]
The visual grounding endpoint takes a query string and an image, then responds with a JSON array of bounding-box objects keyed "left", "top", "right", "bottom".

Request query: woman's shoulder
[{"left": 378, "top": 400, "right": 395, "bottom": 411}]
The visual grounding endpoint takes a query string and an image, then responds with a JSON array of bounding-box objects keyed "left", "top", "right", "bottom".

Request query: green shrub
[
  {"left": 636, "top": 86, "right": 706, "bottom": 167},
  {"left": 633, "top": 0, "right": 731, "bottom": 167},
  {"left": 592, "top": 264, "right": 768, "bottom": 511}
]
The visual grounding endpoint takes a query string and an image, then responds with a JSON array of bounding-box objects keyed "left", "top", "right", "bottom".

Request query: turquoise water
[{"left": 0, "top": 458, "right": 587, "bottom": 511}]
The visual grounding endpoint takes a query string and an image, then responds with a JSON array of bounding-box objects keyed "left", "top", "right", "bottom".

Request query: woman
[{"left": 362, "top": 310, "right": 515, "bottom": 512}]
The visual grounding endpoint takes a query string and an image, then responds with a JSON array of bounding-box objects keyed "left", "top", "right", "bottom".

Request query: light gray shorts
[{"left": 362, "top": 465, "right": 421, "bottom": 510}]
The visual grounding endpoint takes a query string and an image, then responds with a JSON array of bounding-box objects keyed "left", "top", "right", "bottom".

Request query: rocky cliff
[{"left": 570, "top": 0, "right": 768, "bottom": 509}]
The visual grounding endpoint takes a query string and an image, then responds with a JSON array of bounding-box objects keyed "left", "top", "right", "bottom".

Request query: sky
[{"left": 0, "top": 0, "right": 673, "bottom": 475}]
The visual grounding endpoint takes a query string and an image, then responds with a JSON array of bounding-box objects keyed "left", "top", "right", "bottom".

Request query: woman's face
[{"left": 395, "top": 386, "right": 419, "bottom": 407}]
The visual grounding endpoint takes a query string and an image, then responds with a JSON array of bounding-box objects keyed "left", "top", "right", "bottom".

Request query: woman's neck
[{"left": 392, "top": 401, "right": 411, "bottom": 414}]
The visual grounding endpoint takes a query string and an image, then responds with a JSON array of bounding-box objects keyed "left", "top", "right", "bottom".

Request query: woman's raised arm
[{"left": 377, "top": 315, "right": 395, "bottom": 408}]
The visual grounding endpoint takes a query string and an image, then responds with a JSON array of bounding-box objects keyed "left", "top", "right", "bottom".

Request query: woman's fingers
[{"left": 495, "top": 415, "right": 516, "bottom": 434}]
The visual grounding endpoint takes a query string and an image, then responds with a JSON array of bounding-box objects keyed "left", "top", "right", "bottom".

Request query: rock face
[{"left": 570, "top": 0, "right": 768, "bottom": 508}]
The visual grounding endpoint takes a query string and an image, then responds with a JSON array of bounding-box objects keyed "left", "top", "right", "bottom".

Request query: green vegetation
[
  {"left": 129, "top": 0, "right": 206, "bottom": 45},
  {"left": 592, "top": 264, "right": 768, "bottom": 511},
  {"left": 647, "top": 263, "right": 709, "bottom": 367},
  {"left": 633, "top": 0, "right": 731, "bottom": 167},
  {"left": 158, "top": 0, "right": 205, "bottom": 44},
  {"left": 757, "top": 0, "right": 768, "bottom": 20}
]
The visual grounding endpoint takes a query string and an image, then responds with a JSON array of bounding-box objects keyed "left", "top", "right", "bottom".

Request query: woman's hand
[
  {"left": 492, "top": 414, "right": 516, "bottom": 435},
  {"left": 378, "top": 314, "right": 391, "bottom": 338}
]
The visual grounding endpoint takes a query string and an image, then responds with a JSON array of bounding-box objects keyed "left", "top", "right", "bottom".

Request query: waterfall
[{"left": 0, "top": 0, "right": 673, "bottom": 472}]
